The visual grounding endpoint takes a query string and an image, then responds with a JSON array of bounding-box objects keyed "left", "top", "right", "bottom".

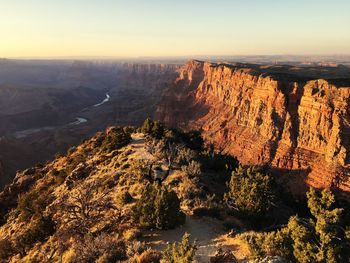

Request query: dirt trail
[
  {"left": 130, "top": 133, "right": 249, "bottom": 262},
  {"left": 130, "top": 133, "right": 154, "bottom": 161},
  {"left": 141, "top": 215, "right": 227, "bottom": 262}
]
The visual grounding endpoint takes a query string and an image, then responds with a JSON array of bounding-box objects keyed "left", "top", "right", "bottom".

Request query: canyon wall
[{"left": 157, "top": 60, "right": 350, "bottom": 193}]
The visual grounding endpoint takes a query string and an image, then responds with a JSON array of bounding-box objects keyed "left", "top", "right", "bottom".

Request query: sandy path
[
  {"left": 129, "top": 133, "right": 249, "bottom": 262},
  {"left": 141, "top": 215, "right": 226, "bottom": 262}
]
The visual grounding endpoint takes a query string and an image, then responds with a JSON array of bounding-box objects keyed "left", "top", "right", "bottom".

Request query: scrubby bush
[
  {"left": 14, "top": 216, "right": 55, "bottom": 255},
  {"left": 126, "top": 240, "right": 147, "bottom": 258},
  {"left": 244, "top": 188, "right": 350, "bottom": 263},
  {"left": 224, "top": 165, "right": 275, "bottom": 218},
  {"left": 17, "top": 186, "right": 54, "bottom": 220},
  {"left": 0, "top": 238, "right": 14, "bottom": 260},
  {"left": 200, "top": 150, "right": 239, "bottom": 173},
  {"left": 181, "top": 160, "right": 201, "bottom": 178},
  {"left": 102, "top": 126, "right": 131, "bottom": 152},
  {"left": 123, "top": 229, "right": 142, "bottom": 241},
  {"left": 115, "top": 189, "right": 133, "bottom": 207},
  {"left": 52, "top": 181, "right": 114, "bottom": 236},
  {"left": 161, "top": 233, "right": 197, "bottom": 263},
  {"left": 176, "top": 146, "right": 197, "bottom": 166},
  {"left": 73, "top": 234, "right": 126, "bottom": 263},
  {"left": 134, "top": 249, "right": 162, "bottom": 263},
  {"left": 141, "top": 118, "right": 164, "bottom": 139},
  {"left": 134, "top": 184, "right": 185, "bottom": 230}
]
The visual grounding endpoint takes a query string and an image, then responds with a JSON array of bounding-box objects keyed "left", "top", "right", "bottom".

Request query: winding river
[
  {"left": 93, "top": 93, "right": 110, "bottom": 107},
  {"left": 13, "top": 92, "right": 110, "bottom": 138}
]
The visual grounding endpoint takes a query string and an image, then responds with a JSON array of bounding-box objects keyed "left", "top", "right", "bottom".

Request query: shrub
[
  {"left": 134, "top": 184, "right": 185, "bottom": 230},
  {"left": 115, "top": 189, "right": 133, "bottom": 207},
  {"left": 244, "top": 188, "right": 350, "bottom": 263},
  {"left": 200, "top": 151, "right": 239, "bottom": 173},
  {"left": 224, "top": 165, "right": 275, "bottom": 218},
  {"left": 181, "top": 160, "right": 201, "bottom": 178},
  {"left": 126, "top": 241, "right": 147, "bottom": 258},
  {"left": 123, "top": 229, "right": 142, "bottom": 241},
  {"left": 52, "top": 181, "right": 114, "bottom": 236},
  {"left": 141, "top": 118, "right": 154, "bottom": 134},
  {"left": 135, "top": 249, "right": 162, "bottom": 263},
  {"left": 73, "top": 234, "right": 126, "bottom": 263},
  {"left": 161, "top": 233, "right": 197, "bottom": 263},
  {"left": 0, "top": 238, "right": 14, "bottom": 260},
  {"left": 151, "top": 121, "right": 165, "bottom": 139},
  {"left": 14, "top": 216, "right": 55, "bottom": 255},
  {"left": 102, "top": 126, "right": 131, "bottom": 152},
  {"left": 17, "top": 186, "right": 54, "bottom": 220}
]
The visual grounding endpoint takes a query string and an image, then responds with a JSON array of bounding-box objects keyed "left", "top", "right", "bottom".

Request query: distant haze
[{"left": 1, "top": 0, "right": 350, "bottom": 57}]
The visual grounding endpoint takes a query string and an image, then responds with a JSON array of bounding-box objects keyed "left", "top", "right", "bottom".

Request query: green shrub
[
  {"left": 224, "top": 165, "right": 275, "bottom": 218},
  {"left": 244, "top": 188, "right": 350, "bottom": 263},
  {"left": 134, "top": 184, "right": 185, "bottom": 230},
  {"left": 161, "top": 233, "right": 197, "bottom": 263},
  {"left": 141, "top": 118, "right": 164, "bottom": 139},
  {"left": 102, "top": 126, "right": 131, "bottom": 152}
]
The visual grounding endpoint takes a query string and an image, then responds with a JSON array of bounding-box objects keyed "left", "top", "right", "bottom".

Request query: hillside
[
  {"left": 1, "top": 121, "right": 349, "bottom": 262},
  {"left": 0, "top": 123, "right": 243, "bottom": 262}
]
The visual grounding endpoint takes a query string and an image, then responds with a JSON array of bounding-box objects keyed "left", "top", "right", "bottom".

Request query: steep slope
[
  {"left": 157, "top": 60, "right": 350, "bottom": 193},
  {"left": 0, "top": 125, "right": 245, "bottom": 262}
]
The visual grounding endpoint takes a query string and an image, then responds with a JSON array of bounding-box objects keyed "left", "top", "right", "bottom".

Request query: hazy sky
[{"left": 1, "top": 0, "right": 350, "bottom": 58}]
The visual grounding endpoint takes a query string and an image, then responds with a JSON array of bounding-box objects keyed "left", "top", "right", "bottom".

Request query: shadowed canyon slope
[{"left": 157, "top": 60, "right": 350, "bottom": 193}]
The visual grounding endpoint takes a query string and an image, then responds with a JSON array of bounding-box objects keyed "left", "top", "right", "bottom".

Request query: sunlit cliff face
[{"left": 157, "top": 60, "right": 350, "bottom": 193}]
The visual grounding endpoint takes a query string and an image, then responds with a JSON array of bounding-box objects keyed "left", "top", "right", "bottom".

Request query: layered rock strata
[{"left": 157, "top": 60, "right": 350, "bottom": 193}]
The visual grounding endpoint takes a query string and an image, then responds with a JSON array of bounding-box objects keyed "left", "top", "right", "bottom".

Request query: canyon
[
  {"left": 1, "top": 58, "right": 350, "bottom": 195},
  {"left": 156, "top": 60, "right": 350, "bottom": 194},
  {"left": 0, "top": 60, "right": 180, "bottom": 188}
]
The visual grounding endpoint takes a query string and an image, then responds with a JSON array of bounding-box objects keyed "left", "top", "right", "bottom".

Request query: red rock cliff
[{"left": 156, "top": 60, "right": 350, "bottom": 193}]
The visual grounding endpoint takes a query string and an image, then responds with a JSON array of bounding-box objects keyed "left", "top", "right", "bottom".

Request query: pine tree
[
  {"left": 307, "top": 188, "right": 347, "bottom": 263},
  {"left": 134, "top": 184, "right": 185, "bottom": 230},
  {"left": 224, "top": 165, "right": 274, "bottom": 217},
  {"left": 154, "top": 187, "right": 185, "bottom": 229},
  {"left": 151, "top": 121, "right": 165, "bottom": 139},
  {"left": 161, "top": 233, "right": 197, "bottom": 263},
  {"left": 141, "top": 118, "right": 154, "bottom": 134}
]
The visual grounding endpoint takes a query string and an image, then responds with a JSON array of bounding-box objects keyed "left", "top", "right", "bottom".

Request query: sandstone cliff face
[{"left": 157, "top": 60, "right": 350, "bottom": 193}]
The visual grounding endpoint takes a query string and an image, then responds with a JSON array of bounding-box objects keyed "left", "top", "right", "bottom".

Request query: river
[{"left": 12, "top": 92, "right": 110, "bottom": 138}]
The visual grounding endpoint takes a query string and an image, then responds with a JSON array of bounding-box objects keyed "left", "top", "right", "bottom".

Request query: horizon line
[{"left": 2, "top": 53, "right": 350, "bottom": 61}]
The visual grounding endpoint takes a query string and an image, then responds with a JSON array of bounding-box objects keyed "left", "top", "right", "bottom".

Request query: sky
[{"left": 1, "top": 0, "right": 350, "bottom": 58}]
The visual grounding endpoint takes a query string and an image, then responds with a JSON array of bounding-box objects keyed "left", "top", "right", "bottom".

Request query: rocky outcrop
[{"left": 157, "top": 60, "right": 350, "bottom": 193}]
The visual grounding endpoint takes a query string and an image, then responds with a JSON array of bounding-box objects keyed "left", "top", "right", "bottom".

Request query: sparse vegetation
[
  {"left": 71, "top": 234, "right": 127, "bottom": 263},
  {"left": 1, "top": 121, "right": 349, "bottom": 262},
  {"left": 244, "top": 188, "right": 350, "bottom": 263}
]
